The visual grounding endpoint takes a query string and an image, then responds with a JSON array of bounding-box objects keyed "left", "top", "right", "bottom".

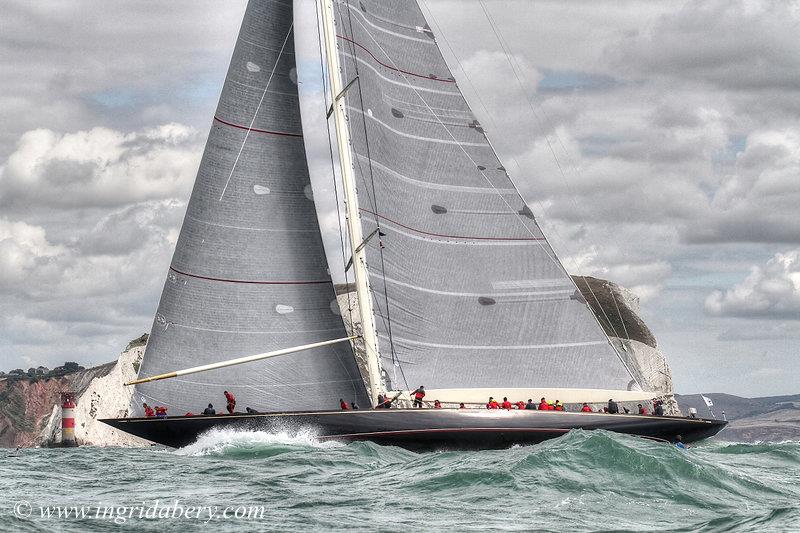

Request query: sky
[{"left": 0, "top": 0, "right": 798, "bottom": 396}]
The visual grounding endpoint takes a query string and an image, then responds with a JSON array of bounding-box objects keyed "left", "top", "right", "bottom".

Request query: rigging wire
[
  {"left": 475, "top": 0, "right": 631, "bottom": 343},
  {"left": 315, "top": 0, "right": 355, "bottom": 331},
  {"left": 219, "top": 22, "right": 295, "bottom": 201},
  {"left": 347, "top": 8, "right": 641, "bottom": 387}
]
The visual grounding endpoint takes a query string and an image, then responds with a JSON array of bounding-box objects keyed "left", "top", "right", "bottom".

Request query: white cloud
[
  {"left": 0, "top": 124, "right": 201, "bottom": 209},
  {"left": 705, "top": 250, "right": 800, "bottom": 318}
]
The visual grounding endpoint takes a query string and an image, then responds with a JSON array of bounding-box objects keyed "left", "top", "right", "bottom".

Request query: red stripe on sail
[
  {"left": 169, "top": 267, "right": 331, "bottom": 285},
  {"left": 337, "top": 35, "right": 456, "bottom": 83},
  {"left": 213, "top": 116, "right": 303, "bottom": 138}
]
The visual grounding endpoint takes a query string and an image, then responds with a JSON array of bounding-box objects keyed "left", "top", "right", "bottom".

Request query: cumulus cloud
[
  {"left": 685, "top": 128, "right": 800, "bottom": 244},
  {"left": 705, "top": 250, "right": 800, "bottom": 318},
  {"left": 612, "top": 0, "right": 800, "bottom": 91},
  {"left": 0, "top": 124, "right": 201, "bottom": 210}
]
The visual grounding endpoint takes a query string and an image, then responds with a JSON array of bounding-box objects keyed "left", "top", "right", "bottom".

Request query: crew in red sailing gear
[
  {"left": 538, "top": 397, "right": 549, "bottom": 410},
  {"left": 515, "top": 400, "right": 526, "bottom": 410},
  {"left": 638, "top": 404, "right": 649, "bottom": 415},
  {"left": 155, "top": 406, "right": 168, "bottom": 418},
  {"left": 224, "top": 390, "right": 236, "bottom": 415},
  {"left": 501, "top": 397, "right": 513, "bottom": 410},
  {"left": 486, "top": 397, "right": 499, "bottom": 409},
  {"left": 339, "top": 398, "right": 350, "bottom": 410},
  {"left": 554, "top": 400, "right": 564, "bottom": 411},
  {"left": 143, "top": 403, "right": 155, "bottom": 418},
  {"left": 581, "top": 403, "right": 592, "bottom": 412},
  {"left": 433, "top": 400, "right": 442, "bottom": 409},
  {"left": 411, "top": 386, "right": 426, "bottom": 408}
]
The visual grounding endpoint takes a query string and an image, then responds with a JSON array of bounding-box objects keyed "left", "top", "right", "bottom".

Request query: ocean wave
[{"left": 174, "top": 427, "right": 345, "bottom": 458}]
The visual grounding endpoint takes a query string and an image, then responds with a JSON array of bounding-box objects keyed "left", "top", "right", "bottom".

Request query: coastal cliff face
[{"left": 0, "top": 336, "right": 149, "bottom": 448}]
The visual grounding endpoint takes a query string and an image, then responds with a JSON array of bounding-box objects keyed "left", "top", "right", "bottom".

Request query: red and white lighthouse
[{"left": 60, "top": 392, "right": 77, "bottom": 447}]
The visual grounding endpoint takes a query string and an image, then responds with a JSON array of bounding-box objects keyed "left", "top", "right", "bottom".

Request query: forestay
[
  {"left": 133, "top": 0, "right": 369, "bottom": 415},
  {"left": 333, "top": 0, "right": 641, "bottom": 394}
]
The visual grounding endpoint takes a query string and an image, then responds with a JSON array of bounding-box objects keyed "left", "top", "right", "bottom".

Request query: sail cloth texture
[
  {"left": 133, "top": 0, "right": 368, "bottom": 415},
  {"left": 334, "top": 0, "right": 639, "bottom": 392}
]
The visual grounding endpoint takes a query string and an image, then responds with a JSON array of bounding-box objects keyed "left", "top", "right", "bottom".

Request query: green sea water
[{"left": 1, "top": 430, "right": 798, "bottom": 532}]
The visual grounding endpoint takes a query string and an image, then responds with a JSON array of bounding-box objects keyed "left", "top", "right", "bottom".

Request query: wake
[{"left": 175, "top": 427, "right": 345, "bottom": 457}]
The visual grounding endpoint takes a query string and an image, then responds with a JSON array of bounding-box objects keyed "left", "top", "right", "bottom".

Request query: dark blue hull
[{"left": 101, "top": 409, "right": 726, "bottom": 450}]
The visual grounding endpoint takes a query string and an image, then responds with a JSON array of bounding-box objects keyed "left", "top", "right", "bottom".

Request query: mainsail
[
  {"left": 133, "top": 0, "right": 369, "bottom": 415},
  {"left": 331, "top": 0, "right": 642, "bottom": 398}
]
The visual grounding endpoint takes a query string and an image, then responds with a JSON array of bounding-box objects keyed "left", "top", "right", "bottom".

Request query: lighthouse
[{"left": 60, "top": 392, "right": 77, "bottom": 447}]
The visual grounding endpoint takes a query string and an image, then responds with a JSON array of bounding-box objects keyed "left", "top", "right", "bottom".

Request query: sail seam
[
  {"left": 347, "top": 105, "right": 486, "bottom": 147},
  {"left": 169, "top": 266, "right": 331, "bottom": 285},
  {"left": 344, "top": 3, "right": 435, "bottom": 44},
  {"left": 373, "top": 274, "right": 573, "bottom": 299},
  {"left": 356, "top": 155, "right": 515, "bottom": 194},
  {"left": 359, "top": 208, "right": 544, "bottom": 241},
  {"left": 341, "top": 52, "right": 459, "bottom": 95},
  {"left": 213, "top": 116, "right": 302, "bottom": 137},
  {"left": 377, "top": 334, "right": 607, "bottom": 350},
  {"left": 336, "top": 34, "right": 454, "bottom": 83},
  {"left": 185, "top": 214, "right": 317, "bottom": 233}
]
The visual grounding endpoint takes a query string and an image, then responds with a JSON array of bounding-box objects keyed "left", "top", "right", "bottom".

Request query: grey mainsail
[
  {"left": 333, "top": 0, "right": 640, "bottom": 395},
  {"left": 133, "top": 0, "right": 368, "bottom": 415}
]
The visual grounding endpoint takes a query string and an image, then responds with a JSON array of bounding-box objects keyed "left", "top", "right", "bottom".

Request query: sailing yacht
[{"left": 102, "top": 0, "right": 726, "bottom": 449}]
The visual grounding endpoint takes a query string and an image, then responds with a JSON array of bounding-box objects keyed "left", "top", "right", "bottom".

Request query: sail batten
[
  {"left": 334, "top": 0, "right": 638, "bottom": 393},
  {"left": 133, "top": 0, "right": 369, "bottom": 414}
]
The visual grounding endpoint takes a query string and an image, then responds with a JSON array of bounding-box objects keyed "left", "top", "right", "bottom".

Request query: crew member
[
  {"left": 638, "top": 403, "right": 649, "bottom": 415},
  {"left": 607, "top": 399, "right": 619, "bottom": 414},
  {"left": 554, "top": 400, "right": 564, "bottom": 411},
  {"left": 382, "top": 394, "right": 393, "bottom": 409},
  {"left": 203, "top": 403, "right": 215, "bottom": 415},
  {"left": 411, "top": 386, "right": 426, "bottom": 408},
  {"left": 143, "top": 403, "right": 155, "bottom": 417},
  {"left": 376, "top": 394, "right": 385, "bottom": 408},
  {"left": 224, "top": 390, "right": 236, "bottom": 415},
  {"left": 459, "top": 403, "right": 466, "bottom": 409},
  {"left": 580, "top": 403, "right": 592, "bottom": 412},
  {"left": 525, "top": 399, "right": 536, "bottom": 410},
  {"left": 654, "top": 400, "right": 664, "bottom": 417},
  {"left": 486, "top": 397, "right": 499, "bottom": 409},
  {"left": 515, "top": 400, "right": 526, "bottom": 410},
  {"left": 433, "top": 400, "right": 442, "bottom": 409},
  {"left": 538, "top": 397, "right": 549, "bottom": 410},
  {"left": 155, "top": 406, "right": 167, "bottom": 418},
  {"left": 339, "top": 398, "right": 350, "bottom": 410},
  {"left": 351, "top": 401, "right": 359, "bottom": 410},
  {"left": 674, "top": 435, "right": 686, "bottom": 450},
  {"left": 501, "top": 397, "right": 512, "bottom": 409}
]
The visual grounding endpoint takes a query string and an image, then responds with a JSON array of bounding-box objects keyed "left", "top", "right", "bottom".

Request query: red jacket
[
  {"left": 639, "top": 407, "right": 649, "bottom": 415},
  {"left": 225, "top": 392, "right": 236, "bottom": 404},
  {"left": 486, "top": 401, "right": 499, "bottom": 409},
  {"left": 340, "top": 401, "right": 350, "bottom": 410},
  {"left": 581, "top": 405, "right": 592, "bottom": 412},
  {"left": 501, "top": 400, "right": 512, "bottom": 410},
  {"left": 538, "top": 402, "right": 548, "bottom": 410},
  {"left": 515, "top": 401, "right": 525, "bottom": 410},
  {"left": 144, "top": 406, "right": 155, "bottom": 417}
]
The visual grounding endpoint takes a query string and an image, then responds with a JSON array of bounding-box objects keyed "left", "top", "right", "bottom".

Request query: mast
[{"left": 319, "top": 0, "right": 383, "bottom": 406}]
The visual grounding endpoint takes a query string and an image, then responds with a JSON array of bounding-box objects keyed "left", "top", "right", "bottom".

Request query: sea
[{"left": 1, "top": 430, "right": 798, "bottom": 532}]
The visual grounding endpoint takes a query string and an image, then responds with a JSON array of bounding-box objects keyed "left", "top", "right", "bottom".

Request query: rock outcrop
[{"left": 0, "top": 335, "right": 149, "bottom": 448}]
